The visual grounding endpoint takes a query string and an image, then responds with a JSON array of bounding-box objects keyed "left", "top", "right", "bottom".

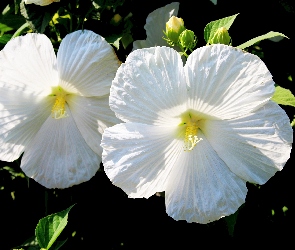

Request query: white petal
[
  {"left": 25, "top": 0, "right": 60, "bottom": 6},
  {"left": 201, "top": 101, "right": 292, "bottom": 184},
  {"left": 165, "top": 130, "right": 247, "bottom": 224},
  {"left": 0, "top": 88, "right": 53, "bottom": 161},
  {"left": 21, "top": 106, "right": 101, "bottom": 189},
  {"left": 101, "top": 123, "right": 184, "bottom": 198},
  {"left": 0, "top": 33, "right": 58, "bottom": 95},
  {"left": 133, "top": 2, "right": 179, "bottom": 50},
  {"left": 110, "top": 46, "right": 187, "bottom": 125},
  {"left": 57, "top": 30, "right": 120, "bottom": 97},
  {"left": 66, "top": 94, "right": 121, "bottom": 156},
  {"left": 185, "top": 44, "right": 274, "bottom": 119}
]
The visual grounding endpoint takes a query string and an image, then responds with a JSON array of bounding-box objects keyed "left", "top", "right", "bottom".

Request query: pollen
[
  {"left": 179, "top": 111, "right": 204, "bottom": 151},
  {"left": 184, "top": 122, "right": 202, "bottom": 151},
  {"left": 50, "top": 86, "right": 68, "bottom": 119}
]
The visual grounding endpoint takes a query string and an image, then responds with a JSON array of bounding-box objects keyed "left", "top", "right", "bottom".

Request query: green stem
[
  {"left": 11, "top": 23, "right": 30, "bottom": 39},
  {"left": 179, "top": 44, "right": 189, "bottom": 58}
]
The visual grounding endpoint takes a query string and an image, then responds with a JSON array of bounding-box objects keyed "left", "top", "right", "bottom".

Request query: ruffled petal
[
  {"left": 101, "top": 123, "right": 184, "bottom": 198},
  {"left": 57, "top": 30, "right": 120, "bottom": 97},
  {"left": 21, "top": 106, "right": 101, "bottom": 189},
  {"left": 133, "top": 2, "right": 179, "bottom": 50},
  {"left": 110, "top": 46, "right": 187, "bottom": 125},
  {"left": 66, "top": 94, "right": 121, "bottom": 156},
  {"left": 184, "top": 44, "right": 274, "bottom": 119},
  {"left": 0, "top": 33, "right": 58, "bottom": 95},
  {"left": 165, "top": 130, "right": 247, "bottom": 224},
  {"left": 201, "top": 101, "right": 293, "bottom": 184}
]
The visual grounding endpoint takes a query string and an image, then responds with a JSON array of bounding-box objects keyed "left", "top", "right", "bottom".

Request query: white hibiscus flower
[
  {"left": 133, "top": 2, "right": 179, "bottom": 50},
  {"left": 101, "top": 45, "right": 293, "bottom": 223},
  {"left": 0, "top": 30, "right": 121, "bottom": 188},
  {"left": 24, "top": 0, "right": 60, "bottom": 6}
]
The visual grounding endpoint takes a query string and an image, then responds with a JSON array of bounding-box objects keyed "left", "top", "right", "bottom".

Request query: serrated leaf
[
  {"left": 236, "top": 31, "right": 288, "bottom": 49},
  {"left": 204, "top": 13, "right": 239, "bottom": 43},
  {"left": 271, "top": 86, "right": 295, "bottom": 107},
  {"left": 35, "top": 204, "right": 75, "bottom": 250}
]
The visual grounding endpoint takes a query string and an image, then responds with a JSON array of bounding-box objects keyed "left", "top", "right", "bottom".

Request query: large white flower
[
  {"left": 133, "top": 2, "right": 179, "bottom": 50},
  {"left": 101, "top": 45, "right": 293, "bottom": 223},
  {"left": 0, "top": 30, "right": 121, "bottom": 188}
]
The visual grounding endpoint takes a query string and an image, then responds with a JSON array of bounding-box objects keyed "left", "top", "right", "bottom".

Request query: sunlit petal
[
  {"left": 111, "top": 46, "right": 187, "bottom": 125},
  {"left": 0, "top": 33, "right": 58, "bottom": 95},
  {"left": 102, "top": 123, "right": 184, "bottom": 198},
  {"left": 201, "top": 101, "right": 293, "bottom": 184},
  {"left": 0, "top": 89, "right": 52, "bottom": 162},
  {"left": 21, "top": 106, "right": 101, "bottom": 189},
  {"left": 57, "top": 30, "right": 120, "bottom": 96},
  {"left": 185, "top": 44, "right": 274, "bottom": 119},
  {"left": 67, "top": 94, "right": 121, "bottom": 156},
  {"left": 165, "top": 130, "right": 247, "bottom": 224}
]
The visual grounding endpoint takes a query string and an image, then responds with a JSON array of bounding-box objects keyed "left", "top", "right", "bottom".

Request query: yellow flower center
[
  {"left": 50, "top": 86, "right": 68, "bottom": 119},
  {"left": 184, "top": 121, "right": 202, "bottom": 151},
  {"left": 180, "top": 111, "right": 203, "bottom": 152}
]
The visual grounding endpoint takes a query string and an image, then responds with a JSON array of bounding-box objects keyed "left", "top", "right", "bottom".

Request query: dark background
[{"left": 1, "top": 0, "right": 294, "bottom": 249}]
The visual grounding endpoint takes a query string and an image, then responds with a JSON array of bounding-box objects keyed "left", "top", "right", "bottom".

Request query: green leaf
[
  {"left": 0, "top": 34, "right": 12, "bottom": 45},
  {"left": 56, "top": 16, "right": 71, "bottom": 32},
  {"left": 0, "top": 3, "right": 26, "bottom": 33},
  {"left": 204, "top": 13, "right": 239, "bottom": 43},
  {"left": 105, "top": 34, "right": 122, "bottom": 50},
  {"left": 121, "top": 32, "right": 133, "bottom": 49},
  {"left": 35, "top": 204, "right": 75, "bottom": 250},
  {"left": 0, "top": 23, "right": 14, "bottom": 34},
  {"left": 20, "top": 1, "right": 58, "bottom": 33},
  {"left": 11, "top": 235, "right": 39, "bottom": 250},
  {"left": 224, "top": 205, "right": 243, "bottom": 236},
  {"left": 236, "top": 31, "right": 288, "bottom": 49},
  {"left": 271, "top": 86, "right": 295, "bottom": 107},
  {"left": 50, "top": 239, "right": 68, "bottom": 250}
]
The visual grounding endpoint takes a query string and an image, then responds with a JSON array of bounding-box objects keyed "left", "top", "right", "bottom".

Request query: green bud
[
  {"left": 209, "top": 27, "right": 231, "bottom": 45},
  {"left": 164, "top": 16, "right": 185, "bottom": 44},
  {"left": 110, "top": 14, "right": 122, "bottom": 26},
  {"left": 179, "top": 29, "right": 197, "bottom": 50}
]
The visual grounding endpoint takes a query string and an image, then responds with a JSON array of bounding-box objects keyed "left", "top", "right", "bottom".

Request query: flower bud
[
  {"left": 179, "top": 29, "right": 197, "bottom": 50},
  {"left": 165, "top": 16, "right": 185, "bottom": 44},
  {"left": 209, "top": 27, "right": 231, "bottom": 45},
  {"left": 111, "top": 14, "right": 122, "bottom": 26}
]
